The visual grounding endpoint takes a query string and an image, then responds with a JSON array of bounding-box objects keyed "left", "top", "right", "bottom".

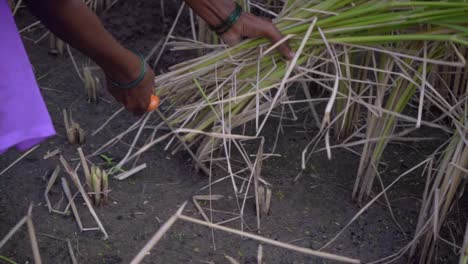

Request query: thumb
[
  {"left": 220, "top": 31, "right": 243, "bottom": 46},
  {"left": 242, "top": 14, "right": 294, "bottom": 60}
]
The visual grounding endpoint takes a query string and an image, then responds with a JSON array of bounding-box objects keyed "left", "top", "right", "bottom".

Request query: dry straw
[{"left": 91, "top": 0, "right": 467, "bottom": 262}]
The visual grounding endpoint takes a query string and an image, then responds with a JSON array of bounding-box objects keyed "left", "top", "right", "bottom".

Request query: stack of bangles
[
  {"left": 108, "top": 51, "right": 160, "bottom": 112},
  {"left": 211, "top": 2, "right": 243, "bottom": 35}
]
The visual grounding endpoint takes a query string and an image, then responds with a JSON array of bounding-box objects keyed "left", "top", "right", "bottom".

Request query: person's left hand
[
  {"left": 220, "top": 12, "right": 294, "bottom": 60},
  {"left": 105, "top": 51, "right": 158, "bottom": 115}
]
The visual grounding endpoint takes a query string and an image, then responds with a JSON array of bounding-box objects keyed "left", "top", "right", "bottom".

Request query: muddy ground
[{"left": 1, "top": 1, "right": 466, "bottom": 263}]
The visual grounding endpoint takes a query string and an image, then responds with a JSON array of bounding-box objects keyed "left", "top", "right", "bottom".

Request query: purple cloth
[{"left": 0, "top": 0, "right": 55, "bottom": 154}]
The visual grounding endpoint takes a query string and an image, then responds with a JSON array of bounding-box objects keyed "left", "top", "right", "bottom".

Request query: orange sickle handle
[{"left": 147, "top": 94, "right": 160, "bottom": 112}]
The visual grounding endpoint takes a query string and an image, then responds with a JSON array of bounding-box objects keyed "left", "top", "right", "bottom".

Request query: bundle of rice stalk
[
  {"left": 409, "top": 132, "right": 467, "bottom": 263},
  {"left": 432, "top": 47, "right": 468, "bottom": 102},
  {"left": 350, "top": 27, "right": 466, "bottom": 202},
  {"left": 155, "top": 0, "right": 468, "bottom": 163},
  {"left": 352, "top": 41, "right": 461, "bottom": 202}
]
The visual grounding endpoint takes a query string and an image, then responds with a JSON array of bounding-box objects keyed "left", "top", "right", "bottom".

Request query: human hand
[
  {"left": 105, "top": 52, "right": 159, "bottom": 115},
  {"left": 220, "top": 12, "right": 294, "bottom": 60},
  {"left": 184, "top": 0, "right": 293, "bottom": 59}
]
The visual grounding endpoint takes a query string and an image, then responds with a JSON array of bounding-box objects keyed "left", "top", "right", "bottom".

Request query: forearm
[
  {"left": 25, "top": 0, "right": 138, "bottom": 81},
  {"left": 184, "top": 0, "right": 236, "bottom": 28}
]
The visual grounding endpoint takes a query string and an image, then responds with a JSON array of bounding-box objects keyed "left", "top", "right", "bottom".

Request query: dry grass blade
[
  {"left": 60, "top": 155, "right": 109, "bottom": 239},
  {"left": 34, "top": 30, "right": 49, "bottom": 44},
  {"left": 257, "top": 186, "right": 272, "bottom": 216},
  {"left": 193, "top": 198, "right": 211, "bottom": 223},
  {"left": 225, "top": 255, "right": 241, "bottom": 264},
  {"left": 321, "top": 159, "right": 431, "bottom": 250},
  {"left": 0, "top": 216, "right": 27, "bottom": 249},
  {"left": 114, "top": 163, "right": 147, "bottom": 180},
  {"left": 0, "top": 145, "right": 40, "bottom": 176},
  {"left": 460, "top": 221, "right": 468, "bottom": 264},
  {"left": 155, "top": 110, "right": 210, "bottom": 175},
  {"left": 61, "top": 177, "right": 85, "bottom": 231},
  {"left": 91, "top": 167, "right": 102, "bottom": 206},
  {"left": 254, "top": 139, "right": 265, "bottom": 229},
  {"left": 18, "top": 20, "right": 41, "bottom": 33},
  {"left": 63, "top": 109, "right": 85, "bottom": 145},
  {"left": 78, "top": 147, "right": 92, "bottom": 188},
  {"left": 416, "top": 42, "right": 427, "bottom": 128},
  {"left": 27, "top": 205, "right": 42, "bottom": 264},
  {"left": 66, "top": 45, "right": 84, "bottom": 81},
  {"left": 414, "top": 136, "right": 467, "bottom": 262},
  {"left": 257, "top": 244, "right": 263, "bottom": 264},
  {"left": 193, "top": 195, "right": 224, "bottom": 201},
  {"left": 373, "top": 163, "right": 406, "bottom": 237},
  {"left": 48, "top": 33, "right": 64, "bottom": 56},
  {"left": 261, "top": 34, "right": 295, "bottom": 57},
  {"left": 174, "top": 128, "right": 257, "bottom": 140},
  {"left": 153, "top": 2, "right": 185, "bottom": 68},
  {"left": 83, "top": 66, "right": 99, "bottom": 102},
  {"left": 101, "top": 169, "right": 109, "bottom": 204},
  {"left": 43, "top": 149, "right": 61, "bottom": 160},
  {"left": 452, "top": 162, "right": 468, "bottom": 174},
  {"left": 67, "top": 239, "right": 78, "bottom": 264},
  {"left": 257, "top": 17, "right": 317, "bottom": 136},
  {"left": 130, "top": 202, "right": 188, "bottom": 264},
  {"left": 178, "top": 213, "right": 360, "bottom": 263},
  {"left": 92, "top": 107, "right": 124, "bottom": 136},
  {"left": 44, "top": 166, "right": 62, "bottom": 213}
]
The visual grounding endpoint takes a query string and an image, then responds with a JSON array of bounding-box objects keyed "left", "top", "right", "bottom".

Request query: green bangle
[
  {"left": 108, "top": 50, "right": 146, "bottom": 89},
  {"left": 211, "top": 3, "right": 243, "bottom": 35}
]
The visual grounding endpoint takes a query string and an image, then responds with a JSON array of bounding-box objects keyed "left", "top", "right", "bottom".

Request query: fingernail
[
  {"left": 289, "top": 51, "right": 296, "bottom": 60},
  {"left": 147, "top": 95, "right": 160, "bottom": 112}
]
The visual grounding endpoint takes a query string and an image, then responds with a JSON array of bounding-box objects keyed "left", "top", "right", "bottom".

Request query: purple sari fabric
[{"left": 0, "top": 0, "right": 55, "bottom": 154}]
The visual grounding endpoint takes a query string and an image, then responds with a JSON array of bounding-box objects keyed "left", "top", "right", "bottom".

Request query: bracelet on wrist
[
  {"left": 108, "top": 50, "right": 146, "bottom": 89},
  {"left": 210, "top": 3, "right": 243, "bottom": 35}
]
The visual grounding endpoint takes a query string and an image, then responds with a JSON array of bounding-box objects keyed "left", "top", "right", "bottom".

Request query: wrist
[
  {"left": 217, "top": 4, "right": 246, "bottom": 38},
  {"left": 102, "top": 49, "right": 142, "bottom": 85},
  {"left": 211, "top": 2, "right": 242, "bottom": 35},
  {"left": 211, "top": 1, "right": 236, "bottom": 23},
  {"left": 186, "top": 0, "right": 236, "bottom": 28}
]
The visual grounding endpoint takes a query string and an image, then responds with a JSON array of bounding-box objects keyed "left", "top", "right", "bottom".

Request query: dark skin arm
[
  {"left": 26, "top": 0, "right": 292, "bottom": 114},
  {"left": 185, "top": 0, "right": 294, "bottom": 59},
  {"left": 26, "top": 0, "right": 154, "bottom": 115}
]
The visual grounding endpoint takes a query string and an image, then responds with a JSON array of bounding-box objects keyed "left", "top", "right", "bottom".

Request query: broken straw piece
[
  {"left": 60, "top": 156, "right": 108, "bottom": 239},
  {"left": 225, "top": 255, "right": 241, "bottom": 264},
  {"left": 0, "top": 216, "right": 27, "bottom": 249},
  {"left": 27, "top": 205, "right": 42, "bottom": 264},
  {"left": 61, "top": 177, "right": 85, "bottom": 231},
  {"left": 114, "top": 163, "right": 147, "bottom": 180},
  {"left": 43, "top": 149, "right": 61, "bottom": 160},
  {"left": 192, "top": 194, "right": 223, "bottom": 201},
  {"left": 44, "top": 166, "right": 68, "bottom": 214}
]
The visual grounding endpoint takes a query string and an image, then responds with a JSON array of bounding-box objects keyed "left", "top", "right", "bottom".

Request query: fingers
[
  {"left": 220, "top": 32, "right": 243, "bottom": 46},
  {"left": 260, "top": 23, "right": 295, "bottom": 60},
  {"left": 107, "top": 65, "right": 158, "bottom": 115},
  {"left": 237, "top": 13, "right": 294, "bottom": 60},
  {"left": 109, "top": 87, "right": 148, "bottom": 115}
]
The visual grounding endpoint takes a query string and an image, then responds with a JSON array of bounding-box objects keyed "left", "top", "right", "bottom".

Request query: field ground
[{"left": 1, "top": 1, "right": 466, "bottom": 263}]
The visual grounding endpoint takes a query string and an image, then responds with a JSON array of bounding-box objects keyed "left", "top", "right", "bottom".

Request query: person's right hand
[
  {"left": 184, "top": 0, "right": 293, "bottom": 60},
  {"left": 105, "top": 51, "right": 158, "bottom": 115},
  {"left": 220, "top": 12, "right": 294, "bottom": 60}
]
